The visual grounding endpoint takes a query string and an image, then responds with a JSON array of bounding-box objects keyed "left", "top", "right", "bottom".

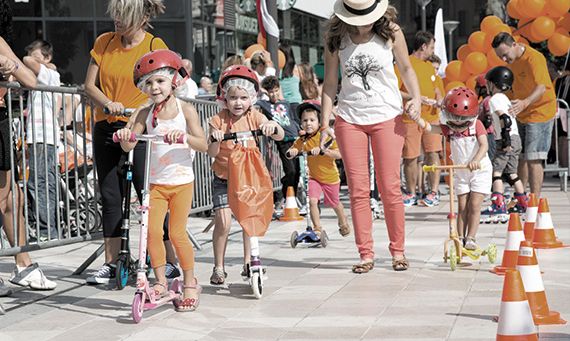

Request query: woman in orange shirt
[{"left": 83, "top": 0, "right": 173, "bottom": 285}]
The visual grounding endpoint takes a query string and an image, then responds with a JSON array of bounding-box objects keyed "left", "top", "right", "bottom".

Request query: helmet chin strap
[{"left": 151, "top": 94, "right": 171, "bottom": 128}]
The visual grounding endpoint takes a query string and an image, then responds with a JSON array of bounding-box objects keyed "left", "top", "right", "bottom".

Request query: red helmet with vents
[
  {"left": 216, "top": 65, "right": 259, "bottom": 100},
  {"left": 442, "top": 87, "right": 479, "bottom": 118},
  {"left": 133, "top": 49, "right": 188, "bottom": 87}
]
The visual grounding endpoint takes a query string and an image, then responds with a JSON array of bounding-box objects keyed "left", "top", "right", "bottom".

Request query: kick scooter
[{"left": 423, "top": 164, "right": 497, "bottom": 271}]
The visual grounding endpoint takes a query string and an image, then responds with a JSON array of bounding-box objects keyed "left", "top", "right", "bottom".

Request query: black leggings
[{"left": 94, "top": 121, "right": 169, "bottom": 239}]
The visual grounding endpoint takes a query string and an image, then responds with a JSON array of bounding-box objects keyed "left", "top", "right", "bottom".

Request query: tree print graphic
[{"left": 345, "top": 53, "right": 381, "bottom": 91}]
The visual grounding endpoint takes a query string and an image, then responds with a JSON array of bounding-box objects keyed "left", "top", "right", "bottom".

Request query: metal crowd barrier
[{"left": 544, "top": 98, "right": 570, "bottom": 192}]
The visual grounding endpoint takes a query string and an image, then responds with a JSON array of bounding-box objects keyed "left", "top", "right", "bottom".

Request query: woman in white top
[{"left": 320, "top": 0, "right": 422, "bottom": 273}]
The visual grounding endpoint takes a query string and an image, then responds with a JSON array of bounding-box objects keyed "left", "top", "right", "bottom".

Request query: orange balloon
[
  {"left": 445, "top": 81, "right": 466, "bottom": 92},
  {"left": 466, "top": 75, "right": 478, "bottom": 90},
  {"left": 445, "top": 60, "right": 463, "bottom": 82},
  {"left": 481, "top": 16, "right": 503, "bottom": 33},
  {"left": 460, "top": 63, "right": 473, "bottom": 81},
  {"left": 486, "top": 48, "right": 507, "bottom": 67},
  {"left": 559, "top": 12, "right": 570, "bottom": 32},
  {"left": 519, "top": 0, "right": 546, "bottom": 19},
  {"left": 244, "top": 44, "right": 265, "bottom": 59},
  {"left": 548, "top": 32, "right": 570, "bottom": 56},
  {"left": 486, "top": 24, "right": 512, "bottom": 48},
  {"left": 468, "top": 31, "right": 489, "bottom": 52},
  {"left": 527, "top": 27, "right": 544, "bottom": 42},
  {"left": 456, "top": 44, "right": 472, "bottom": 61},
  {"left": 514, "top": 35, "right": 530, "bottom": 45},
  {"left": 545, "top": 0, "right": 570, "bottom": 18},
  {"left": 464, "top": 52, "right": 488, "bottom": 75},
  {"left": 507, "top": 0, "right": 524, "bottom": 19},
  {"left": 531, "top": 16, "right": 556, "bottom": 41},
  {"left": 278, "top": 50, "right": 286, "bottom": 69},
  {"left": 257, "top": 33, "right": 266, "bottom": 48}
]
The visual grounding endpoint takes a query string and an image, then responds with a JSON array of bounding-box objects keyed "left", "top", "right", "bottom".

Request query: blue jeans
[
  {"left": 27, "top": 143, "right": 58, "bottom": 238},
  {"left": 517, "top": 120, "right": 554, "bottom": 161}
]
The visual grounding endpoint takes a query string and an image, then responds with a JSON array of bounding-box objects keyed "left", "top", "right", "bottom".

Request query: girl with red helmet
[
  {"left": 207, "top": 65, "right": 284, "bottom": 285},
  {"left": 115, "top": 49, "right": 208, "bottom": 312},
  {"left": 425, "top": 87, "right": 492, "bottom": 250}
]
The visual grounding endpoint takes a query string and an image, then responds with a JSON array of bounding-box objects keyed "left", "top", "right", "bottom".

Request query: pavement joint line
[{"left": 4, "top": 279, "right": 87, "bottom": 313}]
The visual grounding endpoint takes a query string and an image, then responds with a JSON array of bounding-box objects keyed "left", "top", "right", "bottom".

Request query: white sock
[{"left": 17, "top": 265, "right": 27, "bottom": 272}]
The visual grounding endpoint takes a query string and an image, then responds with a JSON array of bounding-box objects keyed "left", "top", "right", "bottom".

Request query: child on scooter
[
  {"left": 115, "top": 50, "right": 208, "bottom": 312},
  {"left": 286, "top": 102, "right": 351, "bottom": 237},
  {"left": 420, "top": 87, "right": 492, "bottom": 250},
  {"left": 207, "top": 65, "right": 284, "bottom": 285}
]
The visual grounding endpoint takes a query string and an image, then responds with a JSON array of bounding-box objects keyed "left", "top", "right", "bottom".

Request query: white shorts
[{"left": 454, "top": 163, "right": 492, "bottom": 196}]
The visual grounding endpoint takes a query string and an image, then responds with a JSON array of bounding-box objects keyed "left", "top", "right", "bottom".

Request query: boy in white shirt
[
  {"left": 481, "top": 66, "right": 528, "bottom": 224},
  {"left": 23, "top": 40, "right": 61, "bottom": 240}
]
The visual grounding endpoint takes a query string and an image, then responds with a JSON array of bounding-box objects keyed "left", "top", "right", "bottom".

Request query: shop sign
[{"left": 235, "top": 13, "right": 258, "bottom": 33}]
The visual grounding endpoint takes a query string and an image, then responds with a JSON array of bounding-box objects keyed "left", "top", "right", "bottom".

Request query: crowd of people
[{"left": 0, "top": 0, "right": 564, "bottom": 314}]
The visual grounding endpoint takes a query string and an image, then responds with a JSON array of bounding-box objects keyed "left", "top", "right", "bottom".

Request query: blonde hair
[
  {"left": 298, "top": 63, "right": 319, "bottom": 101},
  {"left": 325, "top": 5, "right": 398, "bottom": 53},
  {"left": 222, "top": 55, "right": 244, "bottom": 71},
  {"left": 107, "top": 0, "right": 165, "bottom": 32}
]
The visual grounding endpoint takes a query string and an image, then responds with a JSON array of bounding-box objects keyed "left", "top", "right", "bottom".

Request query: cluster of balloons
[
  {"left": 444, "top": 0, "right": 570, "bottom": 92},
  {"left": 243, "top": 33, "right": 286, "bottom": 69}
]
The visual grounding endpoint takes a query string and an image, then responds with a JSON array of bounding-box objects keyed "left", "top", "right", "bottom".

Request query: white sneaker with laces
[
  {"left": 10, "top": 263, "right": 57, "bottom": 290},
  {"left": 85, "top": 263, "right": 116, "bottom": 284}
]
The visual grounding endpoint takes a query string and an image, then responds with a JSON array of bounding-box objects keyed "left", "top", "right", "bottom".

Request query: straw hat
[{"left": 333, "top": 0, "right": 388, "bottom": 26}]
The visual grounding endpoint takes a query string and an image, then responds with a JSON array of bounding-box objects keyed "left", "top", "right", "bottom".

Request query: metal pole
[
  {"left": 421, "top": 5, "right": 427, "bottom": 31},
  {"left": 266, "top": 0, "right": 279, "bottom": 69},
  {"left": 447, "top": 31, "right": 453, "bottom": 61}
]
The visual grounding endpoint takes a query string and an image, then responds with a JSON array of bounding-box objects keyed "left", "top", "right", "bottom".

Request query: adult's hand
[
  {"left": 508, "top": 99, "right": 528, "bottom": 117},
  {"left": 105, "top": 101, "right": 125, "bottom": 116},
  {"left": 320, "top": 126, "right": 335, "bottom": 150},
  {"left": 405, "top": 97, "right": 421, "bottom": 121}
]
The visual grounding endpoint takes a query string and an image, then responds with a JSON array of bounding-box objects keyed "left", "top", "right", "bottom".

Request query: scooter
[
  {"left": 113, "top": 132, "right": 184, "bottom": 323},
  {"left": 289, "top": 137, "right": 333, "bottom": 248},
  {"left": 423, "top": 164, "right": 497, "bottom": 271}
]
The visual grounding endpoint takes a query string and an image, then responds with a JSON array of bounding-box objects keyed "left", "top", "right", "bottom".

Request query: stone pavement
[{"left": 0, "top": 178, "right": 569, "bottom": 341}]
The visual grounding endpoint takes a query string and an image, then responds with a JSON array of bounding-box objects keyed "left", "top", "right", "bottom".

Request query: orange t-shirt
[
  {"left": 395, "top": 55, "right": 438, "bottom": 123},
  {"left": 209, "top": 109, "right": 268, "bottom": 179},
  {"left": 509, "top": 46, "right": 556, "bottom": 123},
  {"left": 90, "top": 32, "right": 168, "bottom": 123}
]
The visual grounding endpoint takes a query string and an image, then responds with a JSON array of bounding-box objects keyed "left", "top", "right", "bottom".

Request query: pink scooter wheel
[{"left": 132, "top": 292, "right": 144, "bottom": 323}]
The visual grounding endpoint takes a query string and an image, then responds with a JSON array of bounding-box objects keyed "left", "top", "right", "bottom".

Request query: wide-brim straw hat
[{"left": 333, "top": 0, "right": 388, "bottom": 26}]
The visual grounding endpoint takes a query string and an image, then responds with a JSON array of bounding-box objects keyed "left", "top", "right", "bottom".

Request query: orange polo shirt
[
  {"left": 509, "top": 45, "right": 556, "bottom": 123},
  {"left": 395, "top": 55, "right": 438, "bottom": 123},
  {"left": 90, "top": 32, "right": 168, "bottom": 123}
]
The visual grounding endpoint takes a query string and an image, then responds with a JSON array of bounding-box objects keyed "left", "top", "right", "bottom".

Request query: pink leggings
[{"left": 335, "top": 115, "right": 406, "bottom": 260}]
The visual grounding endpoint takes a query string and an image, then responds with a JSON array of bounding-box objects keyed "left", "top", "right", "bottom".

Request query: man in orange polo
[
  {"left": 396, "top": 31, "right": 443, "bottom": 207},
  {"left": 492, "top": 33, "right": 556, "bottom": 198}
]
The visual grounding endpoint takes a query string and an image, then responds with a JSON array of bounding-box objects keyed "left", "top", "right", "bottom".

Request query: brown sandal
[
  {"left": 392, "top": 256, "right": 409, "bottom": 271},
  {"left": 338, "top": 222, "right": 351, "bottom": 237},
  {"left": 352, "top": 260, "right": 374, "bottom": 274}
]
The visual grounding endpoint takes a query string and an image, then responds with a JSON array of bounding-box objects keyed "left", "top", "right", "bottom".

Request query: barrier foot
[{"left": 73, "top": 243, "right": 104, "bottom": 275}]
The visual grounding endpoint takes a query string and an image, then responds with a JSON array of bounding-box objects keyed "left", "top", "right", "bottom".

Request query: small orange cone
[
  {"left": 491, "top": 213, "right": 526, "bottom": 275},
  {"left": 523, "top": 193, "right": 539, "bottom": 241},
  {"left": 532, "top": 198, "right": 565, "bottom": 249},
  {"left": 517, "top": 240, "right": 567, "bottom": 325},
  {"left": 278, "top": 186, "right": 303, "bottom": 221},
  {"left": 496, "top": 269, "right": 538, "bottom": 341}
]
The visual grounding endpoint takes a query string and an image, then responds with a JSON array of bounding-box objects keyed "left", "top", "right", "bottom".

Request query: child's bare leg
[
  {"left": 456, "top": 193, "right": 468, "bottom": 239},
  {"left": 466, "top": 192, "right": 485, "bottom": 238},
  {"left": 182, "top": 268, "right": 199, "bottom": 302},
  {"left": 332, "top": 202, "right": 348, "bottom": 225},
  {"left": 243, "top": 231, "right": 251, "bottom": 266},
  {"left": 492, "top": 172, "right": 504, "bottom": 194},
  {"left": 212, "top": 208, "right": 232, "bottom": 269},
  {"left": 153, "top": 265, "right": 167, "bottom": 292},
  {"left": 309, "top": 198, "right": 320, "bottom": 231}
]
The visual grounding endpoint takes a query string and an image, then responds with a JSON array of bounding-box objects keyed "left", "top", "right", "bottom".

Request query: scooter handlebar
[
  {"left": 104, "top": 107, "right": 135, "bottom": 117},
  {"left": 286, "top": 137, "right": 334, "bottom": 158},
  {"left": 209, "top": 128, "right": 278, "bottom": 143},
  {"left": 112, "top": 132, "right": 185, "bottom": 144}
]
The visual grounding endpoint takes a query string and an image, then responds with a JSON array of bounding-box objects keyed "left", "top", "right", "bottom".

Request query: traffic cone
[
  {"left": 496, "top": 269, "right": 538, "bottom": 341},
  {"left": 491, "top": 213, "right": 526, "bottom": 275},
  {"left": 279, "top": 186, "right": 303, "bottom": 221},
  {"left": 532, "top": 198, "right": 565, "bottom": 249},
  {"left": 523, "top": 193, "right": 539, "bottom": 241},
  {"left": 517, "top": 240, "right": 567, "bottom": 325}
]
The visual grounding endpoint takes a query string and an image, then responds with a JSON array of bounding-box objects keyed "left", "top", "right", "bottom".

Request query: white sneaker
[
  {"left": 10, "top": 263, "right": 57, "bottom": 290},
  {"left": 85, "top": 263, "right": 116, "bottom": 284},
  {"left": 299, "top": 204, "right": 308, "bottom": 216}
]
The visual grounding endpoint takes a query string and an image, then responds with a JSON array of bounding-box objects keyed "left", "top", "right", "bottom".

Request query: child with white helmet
[
  {"left": 208, "top": 65, "right": 284, "bottom": 285},
  {"left": 424, "top": 87, "right": 492, "bottom": 250},
  {"left": 115, "top": 49, "right": 208, "bottom": 312}
]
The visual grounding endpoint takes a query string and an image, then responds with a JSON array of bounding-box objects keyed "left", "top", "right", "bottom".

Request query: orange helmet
[{"left": 133, "top": 49, "right": 188, "bottom": 88}]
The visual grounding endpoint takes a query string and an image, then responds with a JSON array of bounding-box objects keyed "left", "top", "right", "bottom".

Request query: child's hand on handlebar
[
  {"left": 286, "top": 148, "right": 298, "bottom": 159},
  {"left": 165, "top": 129, "right": 185, "bottom": 145},
  {"left": 104, "top": 101, "right": 125, "bottom": 116},
  {"left": 210, "top": 129, "right": 224, "bottom": 143},
  {"left": 260, "top": 121, "right": 279, "bottom": 136},
  {"left": 468, "top": 160, "right": 481, "bottom": 171},
  {"left": 115, "top": 127, "right": 133, "bottom": 142},
  {"left": 310, "top": 147, "right": 321, "bottom": 156}
]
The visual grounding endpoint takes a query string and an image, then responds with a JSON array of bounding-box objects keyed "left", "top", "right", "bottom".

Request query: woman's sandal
[
  {"left": 175, "top": 279, "right": 202, "bottom": 312},
  {"left": 392, "top": 256, "right": 409, "bottom": 271},
  {"left": 338, "top": 222, "right": 351, "bottom": 237},
  {"left": 352, "top": 260, "right": 374, "bottom": 274}
]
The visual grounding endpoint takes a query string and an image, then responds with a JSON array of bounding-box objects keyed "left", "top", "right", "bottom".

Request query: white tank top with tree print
[{"left": 337, "top": 34, "right": 403, "bottom": 125}]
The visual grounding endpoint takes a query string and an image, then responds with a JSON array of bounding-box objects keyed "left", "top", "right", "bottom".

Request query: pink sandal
[{"left": 175, "top": 279, "right": 202, "bottom": 312}]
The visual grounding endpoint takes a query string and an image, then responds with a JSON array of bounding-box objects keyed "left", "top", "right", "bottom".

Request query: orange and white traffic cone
[
  {"left": 279, "top": 186, "right": 303, "bottom": 221},
  {"left": 491, "top": 213, "right": 525, "bottom": 275},
  {"left": 523, "top": 193, "right": 539, "bottom": 241},
  {"left": 517, "top": 240, "right": 567, "bottom": 325},
  {"left": 532, "top": 198, "right": 565, "bottom": 249},
  {"left": 496, "top": 269, "right": 538, "bottom": 341}
]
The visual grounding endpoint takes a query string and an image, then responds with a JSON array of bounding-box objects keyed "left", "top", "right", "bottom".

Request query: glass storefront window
[
  {"left": 11, "top": 21, "right": 43, "bottom": 59},
  {"left": 12, "top": 0, "right": 42, "bottom": 17},
  {"left": 152, "top": 22, "right": 187, "bottom": 57},
  {"left": 45, "top": 0, "right": 94, "bottom": 17}
]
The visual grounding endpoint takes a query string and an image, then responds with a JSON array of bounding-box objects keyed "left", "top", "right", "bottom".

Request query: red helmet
[
  {"left": 133, "top": 49, "right": 188, "bottom": 87},
  {"left": 442, "top": 87, "right": 479, "bottom": 118},
  {"left": 216, "top": 65, "right": 259, "bottom": 100}
]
